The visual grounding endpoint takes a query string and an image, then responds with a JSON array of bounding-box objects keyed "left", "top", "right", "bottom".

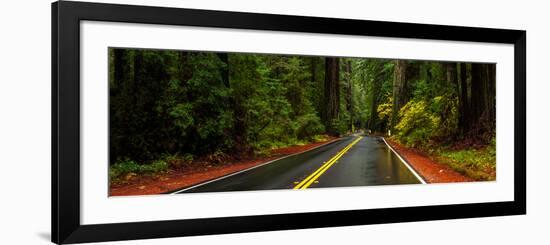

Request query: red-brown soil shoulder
[{"left": 386, "top": 139, "right": 473, "bottom": 183}]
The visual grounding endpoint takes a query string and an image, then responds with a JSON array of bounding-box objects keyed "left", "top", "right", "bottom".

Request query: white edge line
[
  {"left": 381, "top": 137, "right": 427, "bottom": 184},
  {"left": 170, "top": 138, "right": 345, "bottom": 194}
]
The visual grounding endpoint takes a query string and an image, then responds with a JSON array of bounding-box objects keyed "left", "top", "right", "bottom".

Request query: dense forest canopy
[{"left": 109, "top": 48, "right": 496, "bottom": 169}]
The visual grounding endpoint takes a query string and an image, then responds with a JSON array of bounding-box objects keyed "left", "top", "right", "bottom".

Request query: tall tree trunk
[
  {"left": 468, "top": 63, "right": 495, "bottom": 140},
  {"left": 310, "top": 57, "right": 324, "bottom": 120},
  {"left": 110, "top": 49, "right": 126, "bottom": 162},
  {"left": 444, "top": 62, "right": 459, "bottom": 138},
  {"left": 486, "top": 64, "right": 496, "bottom": 124},
  {"left": 459, "top": 63, "right": 469, "bottom": 133},
  {"left": 225, "top": 54, "right": 247, "bottom": 151},
  {"left": 345, "top": 60, "right": 353, "bottom": 131},
  {"left": 215, "top": 53, "right": 247, "bottom": 151},
  {"left": 483, "top": 65, "right": 491, "bottom": 122},
  {"left": 369, "top": 62, "right": 384, "bottom": 132},
  {"left": 324, "top": 57, "right": 340, "bottom": 135},
  {"left": 391, "top": 60, "right": 407, "bottom": 131},
  {"left": 470, "top": 63, "right": 481, "bottom": 124},
  {"left": 127, "top": 51, "right": 144, "bottom": 158},
  {"left": 113, "top": 49, "right": 125, "bottom": 86},
  {"left": 470, "top": 63, "right": 488, "bottom": 133},
  {"left": 311, "top": 57, "right": 317, "bottom": 85},
  {"left": 133, "top": 51, "right": 144, "bottom": 111},
  {"left": 178, "top": 52, "right": 192, "bottom": 84},
  {"left": 217, "top": 53, "right": 229, "bottom": 87},
  {"left": 446, "top": 62, "right": 458, "bottom": 92}
]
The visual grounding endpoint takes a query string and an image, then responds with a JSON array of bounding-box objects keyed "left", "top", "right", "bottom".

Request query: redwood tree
[
  {"left": 391, "top": 60, "right": 407, "bottom": 130},
  {"left": 324, "top": 57, "right": 340, "bottom": 135}
]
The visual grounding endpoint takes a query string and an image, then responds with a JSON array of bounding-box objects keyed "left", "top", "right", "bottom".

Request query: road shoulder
[{"left": 385, "top": 139, "right": 473, "bottom": 183}]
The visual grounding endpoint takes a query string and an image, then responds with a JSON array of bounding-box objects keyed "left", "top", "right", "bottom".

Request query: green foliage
[
  {"left": 390, "top": 61, "right": 460, "bottom": 147},
  {"left": 161, "top": 152, "right": 194, "bottom": 168},
  {"left": 351, "top": 59, "right": 394, "bottom": 131},
  {"left": 110, "top": 50, "right": 328, "bottom": 164},
  {"left": 377, "top": 97, "right": 393, "bottom": 122},
  {"left": 230, "top": 54, "right": 324, "bottom": 149},
  {"left": 394, "top": 94, "right": 458, "bottom": 147},
  {"left": 184, "top": 53, "right": 233, "bottom": 149},
  {"left": 394, "top": 100, "right": 439, "bottom": 147},
  {"left": 111, "top": 50, "right": 234, "bottom": 162},
  {"left": 169, "top": 102, "right": 194, "bottom": 133},
  {"left": 296, "top": 113, "right": 325, "bottom": 140},
  {"left": 430, "top": 95, "right": 459, "bottom": 139},
  {"left": 326, "top": 118, "right": 348, "bottom": 136},
  {"left": 438, "top": 138, "right": 496, "bottom": 180},
  {"left": 109, "top": 159, "right": 168, "bottom": 182}
]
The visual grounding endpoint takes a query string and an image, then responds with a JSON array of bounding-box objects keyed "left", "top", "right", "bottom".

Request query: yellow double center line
[{"left": 294, "top": 136, "right": 363, "bottom": 190}]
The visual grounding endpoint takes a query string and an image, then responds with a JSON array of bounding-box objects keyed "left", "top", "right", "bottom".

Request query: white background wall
[{"left": 0, "top": 0, "right": 547, "bottom": 244}]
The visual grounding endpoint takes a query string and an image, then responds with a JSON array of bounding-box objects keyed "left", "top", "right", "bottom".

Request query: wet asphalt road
[{"left": 174, "top": 136, "right": 421, "bottom": 194}]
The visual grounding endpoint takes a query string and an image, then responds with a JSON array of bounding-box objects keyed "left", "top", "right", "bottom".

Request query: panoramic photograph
[{"left": 108, "top": 48, "right": 496, "bottom": 196}]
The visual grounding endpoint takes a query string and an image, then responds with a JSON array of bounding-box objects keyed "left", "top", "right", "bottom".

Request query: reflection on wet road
[
  {"left": 312, "top": 136, "right": 420, "bottom": 188},
  {"left": 174, "top": 136, "right": 422, "bottom": 194}
]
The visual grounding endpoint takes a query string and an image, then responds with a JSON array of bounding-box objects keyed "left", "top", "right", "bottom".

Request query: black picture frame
[{"left": 52, "top": 1, "right": 526, "bottom": 244}]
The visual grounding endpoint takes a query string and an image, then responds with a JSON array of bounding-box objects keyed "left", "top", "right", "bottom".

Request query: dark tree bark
[
  {"left": 459, "top": 63, "right": 469, "bottom": 133},
  {"left": 419, "top": 61, "right": 431, "bottom": 82},
  {"left": 216, "top": 53, "right": 229, "bottom": 87},
  {"left": 470, "top": 63, "right": 488, "bottom": 132},
  {"left": 470, "top": 63, "right": 482, "bottom": 123},
  {"left": 110, "top": 49, "right": 125, "bottom": 162},
  {"left": 486, "top": 64, "right": 496, "bottom": 124},
  {"left": 311, "top": 57, "right": 317, "bottom": 85},
  {"left": 324, "top": 57, "right": 340, "bottom": 135},
  {"left": 134, "top": 51, "right": 144, "bottom": 81},
  {"left": 132, "top": 51, "right": 144, "bottom": 114},
  {"left": 225, "top": 54, "right": 247, "bottom": 151},
  {"left": 468, "top": 62, "right": 497, "bottom": 141},
  {"left": 391, "top": 60, "right": 407, "bottom": 130},
  {"left": 310, "top": 57, "right": 324, "bottom": 119},
  {"left": 443, "top": 62, "right": 459, "bottom": 138},
  {"left": 481, "top": 64, "right": 490, "bottom": 118},
  {"left": 345, "top": 60, "right": 353, "bottom": 131},
  {"left": 178, "top": 52, "right": 192, "bottom": 84},
  {"left": 446, "top": 62, "right": 458, "bottom": 95},
  {"left": 113, "top": 49, "right": 125, "bottom": 86}
]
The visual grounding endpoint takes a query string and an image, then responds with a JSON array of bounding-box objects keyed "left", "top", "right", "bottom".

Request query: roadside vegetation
[
  {"left": 378, "top": 61, "right": 496, "bottom": 181},
  {"left": 437, "top": 139, "right": 496, "bottom": 180}
]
